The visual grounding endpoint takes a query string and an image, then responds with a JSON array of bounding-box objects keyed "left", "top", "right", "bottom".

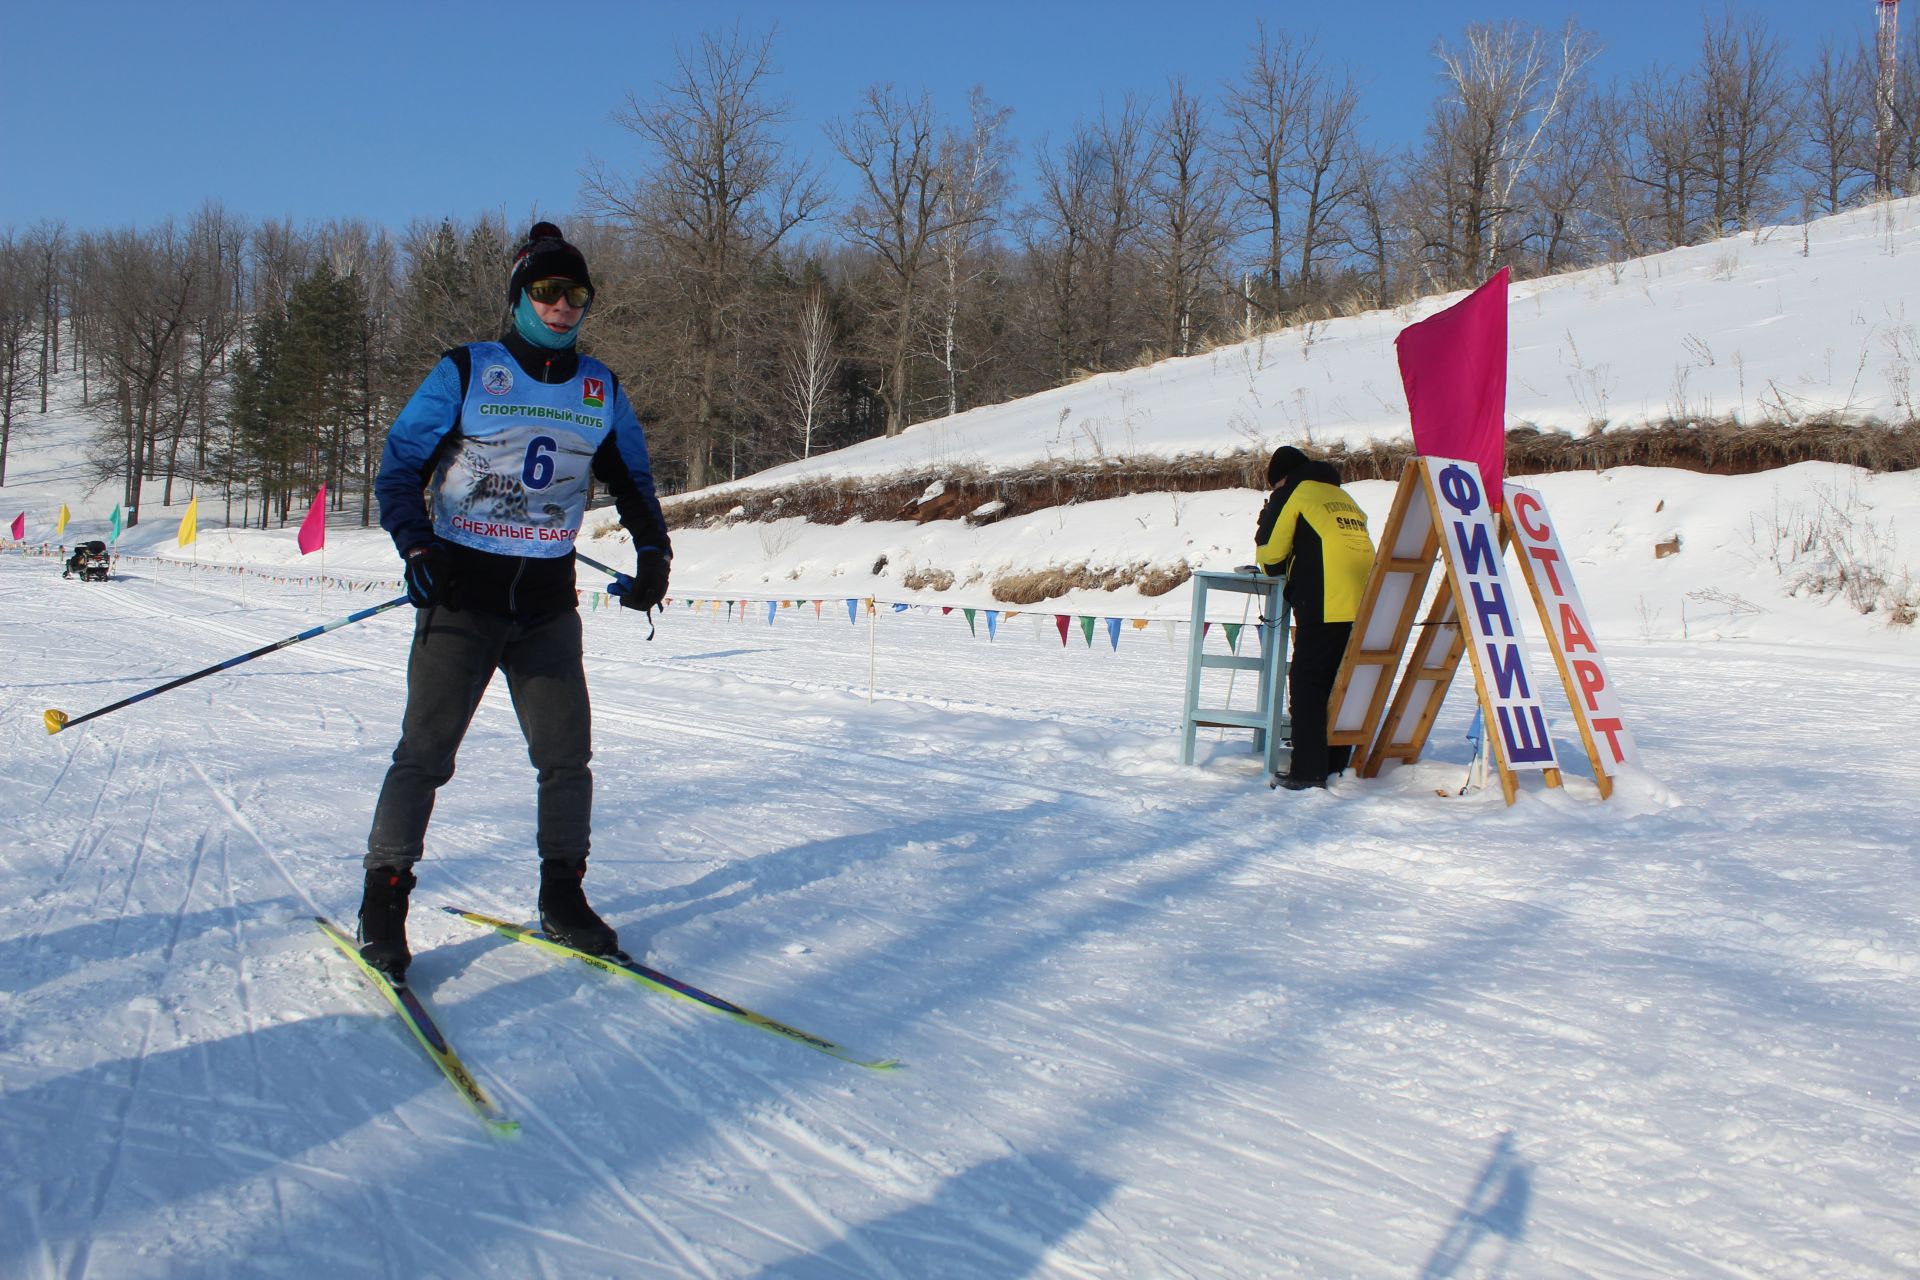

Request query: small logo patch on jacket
[{"left": 581, "top": 377, "right": 605, "bottom": 409}]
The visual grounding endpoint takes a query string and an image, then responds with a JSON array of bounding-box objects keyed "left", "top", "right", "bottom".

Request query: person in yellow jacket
[{"left": 1255, "top": 446, "right": 1376, "bottom": 789}]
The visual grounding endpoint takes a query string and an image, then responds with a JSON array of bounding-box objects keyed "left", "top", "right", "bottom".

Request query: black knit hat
[
  {"left": 1267, "top": 445, "right": 1309, "bottom": 487},
  {"left": 507, "top": 221, "right": 593, "bottom": 310}
]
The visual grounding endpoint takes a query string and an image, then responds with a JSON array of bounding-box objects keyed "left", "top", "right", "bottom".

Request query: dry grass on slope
[{"left": 664, "top": 418, "right": 1920, "bottom": 532}]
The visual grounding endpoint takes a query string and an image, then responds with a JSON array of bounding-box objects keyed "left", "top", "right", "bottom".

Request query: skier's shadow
[
  {"left": 1418, "top": 1131, "right": 1533, "bottom": 1279},
  {"left": 0, "top": 908, "right": 241, "bottom": 995},
  {"left": 747, "top": 1152, "right": 1117, "bottom": 1279},
  {"left": 0, "top": 1009, "right": 410, "bottom": 1276}
]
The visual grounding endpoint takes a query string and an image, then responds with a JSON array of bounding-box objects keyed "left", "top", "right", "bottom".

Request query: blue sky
[{"left": 3, "top": 0, "right": 1884, "bottom": 234}]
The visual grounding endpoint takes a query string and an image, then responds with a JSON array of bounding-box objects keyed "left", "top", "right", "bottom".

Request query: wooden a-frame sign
[{"left": 1328, "top": 457, "right": 1566, "bottom": 804}]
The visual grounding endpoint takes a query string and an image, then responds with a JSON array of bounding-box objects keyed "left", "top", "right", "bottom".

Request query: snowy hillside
[
  {"left": 1, "top": 201, "right": 1917, "bottom": 1278},
  {"left": 702, "top": 196, "right": 1920, "bottom": 489}
]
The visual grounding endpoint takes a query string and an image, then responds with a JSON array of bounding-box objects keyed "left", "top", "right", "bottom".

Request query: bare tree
[
  {"left": 1797, "top": 41, "right": 1875, "bottom": 215},
  {"left": 1410, "top": 20, "right": 1597, "bottom": 286},
  {"left": 927, "top": 88, "right": 1012, "bottom": 418},
  {"left": 1694, "top": 11, "right": 1798, "bottom": 233},
  {"left": 84, "top": 221, "right": 198, "bottom": 526},
  {"left": 1024, "top": 127, "right": 1101, "bottom": 380},
  {"left": 829, "top": 84, "right": 950, "bottom": 436},
  {"left": 1219, "top": 25, "right": 1317, "bottom": 308},
  {"left": 1087, "top": 97, "right": 1155, "bottom": 369},
  {"left": 26, "top": 222, "right": 64, "bottom": 414},
  {"left": 1519, "top": 93, "right": 1605, "bottom": 271},
  {"left": 1143, "top": 78, "right": 1232, "bottom": 357},
  {"left": 0, "top": 233, "right": 37, "bottom": 485},
  {"left": 1288, "top": 71, "right": 1362, "bottom": 293},
  {"left": 171, "top": 204, "right": 248, "bottom": 491},
  {"left": 585, "top": 25, "right": 822, "bottom": 489},
  {"left": 1624, "top": 66, "right": 1708, "bottom": 248},
  {"left": 780, "top": 283, "right": 838, "bottom": 458},
  {"left": 1342, "top": 143, "right": 1403, "bottom": 305}
]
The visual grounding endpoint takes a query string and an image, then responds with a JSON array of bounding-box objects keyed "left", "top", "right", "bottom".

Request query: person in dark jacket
[
  {"left": 356, "top": 221, "right": 672, "bottom": 983},
  {"left": 1255, "top": 445, "right": 1375, "bottom": 790}
]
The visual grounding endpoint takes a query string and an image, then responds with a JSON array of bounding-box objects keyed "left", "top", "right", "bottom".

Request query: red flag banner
[
  {"left": 8, "top": 512, "right": 23, "bottom": 541},
  {"left": 297, "top": 484, "right": 328, "bottom": 555},
  {"left": 1395, "top": 267, "right": 1510, "bottom": 509}
]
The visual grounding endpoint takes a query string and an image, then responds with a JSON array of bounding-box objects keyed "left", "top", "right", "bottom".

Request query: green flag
[{"left": 109, "top": 505, "right": 122, "bottom": 543}]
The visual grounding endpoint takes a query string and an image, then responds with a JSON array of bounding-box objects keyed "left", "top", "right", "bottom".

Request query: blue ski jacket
[{"left": 376, "top": 330, "right": 671, "bottom": 616}]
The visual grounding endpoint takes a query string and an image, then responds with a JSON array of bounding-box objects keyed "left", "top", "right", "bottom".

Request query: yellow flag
[
  {"left": 178, "top": 496, "right": 199, "bottom": 546},
  {"left": 56, "top": 504, "right": 70, "bottom": 536}
]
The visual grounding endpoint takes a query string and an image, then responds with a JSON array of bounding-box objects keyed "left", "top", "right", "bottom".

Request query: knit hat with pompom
[{"left": 506, "top": 221, "right": 593, "bottom": 310}]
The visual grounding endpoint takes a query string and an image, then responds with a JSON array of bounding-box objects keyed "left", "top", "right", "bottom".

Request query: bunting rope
[{"left": 7, "top": 541, "right": 1269, "bottom": 655}]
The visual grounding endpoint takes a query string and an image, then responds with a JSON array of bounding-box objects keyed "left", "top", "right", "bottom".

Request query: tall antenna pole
[{"left": 1877, "top": 0, "right": 1901, "bottom": 194}]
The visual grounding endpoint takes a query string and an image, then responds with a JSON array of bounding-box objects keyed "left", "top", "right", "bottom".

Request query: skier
[
  {"left": 357, "top": 221, "right": 672, "bottom": 983},
  {"left": 1255, "top": 445, "right": 1375, "bottom": 790}
]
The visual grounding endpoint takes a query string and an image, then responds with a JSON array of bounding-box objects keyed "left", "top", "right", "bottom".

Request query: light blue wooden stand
[{"left": 1179, "top": 568, "right": 1290, "bottom": 774}]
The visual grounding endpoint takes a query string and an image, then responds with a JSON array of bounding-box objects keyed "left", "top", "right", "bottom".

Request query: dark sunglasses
[{"left": 527, "top": 279, "right": 592, "bottom": 307}]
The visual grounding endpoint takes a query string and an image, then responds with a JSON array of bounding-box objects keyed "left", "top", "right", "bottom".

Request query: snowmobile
[{"left": 63, "top": 540, "right": 110, "bottom": 582}]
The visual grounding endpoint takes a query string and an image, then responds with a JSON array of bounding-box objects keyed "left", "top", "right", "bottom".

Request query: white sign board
[
  {"left": 1422, "top": 458, "right": 1559, "bottom": 773},
  {"left": 1505, "top": 485, "right": 1639, "bottom": 774}
]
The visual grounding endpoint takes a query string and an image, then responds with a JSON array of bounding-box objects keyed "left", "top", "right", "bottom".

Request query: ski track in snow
[{"left": 2, "top": 555, "right": 1918, "bottom": 1278}]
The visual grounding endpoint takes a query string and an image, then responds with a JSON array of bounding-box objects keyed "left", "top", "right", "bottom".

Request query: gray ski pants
[{"left": 365, "top": 607, "right": 592, "bottom": 869}]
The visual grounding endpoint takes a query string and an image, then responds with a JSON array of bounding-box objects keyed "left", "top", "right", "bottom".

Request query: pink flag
[
  {"left": 296, "top": 485, "right": 327, "bottom": 554},
  {"left": 1396, "top": 267, "right": 1509, "bottom": 508},
  {"left": 9, "top": 512, "right": 22, "bottom": 541}
]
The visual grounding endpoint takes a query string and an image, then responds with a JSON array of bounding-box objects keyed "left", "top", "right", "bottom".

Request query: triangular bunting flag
[
  {"left": 1054, "top": 615, "right": 1070, "bottom": 646},
  {"left": 1224, "top": 622, "right": 1243, "bottom": 652},
  {"left": 963, "top": 608, "right": 976, "bottom": 636},
  {"left": 986, "top": 610, "right": 1000, "bottom": 640},
  {"left": 1106, "top": 617, "right": 1122, "bottom": 650},
  {"left": 1079, "top": 616, "right": 1095, "bottom": 646},
  {"left": 847, "top": 598, "right": 859, "bottom": 624}
]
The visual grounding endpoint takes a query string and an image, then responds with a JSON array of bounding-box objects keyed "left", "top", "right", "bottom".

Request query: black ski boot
[
  {"left": 357, "top": 864, "right": 417, "bottom": 983},
  {"left": 538, "top": 859, "right": 619, "bottom": 956}
]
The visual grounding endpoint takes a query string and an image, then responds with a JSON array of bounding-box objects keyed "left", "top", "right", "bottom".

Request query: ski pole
[
  {"left": 575, "top": 549, "right": 661, "bottom": 639},
  {"left": 44, "top": 594, "right": 411, "bottom": 735},
  {"left": 574, "top": 550, "right": 622, "bottom": 581}
]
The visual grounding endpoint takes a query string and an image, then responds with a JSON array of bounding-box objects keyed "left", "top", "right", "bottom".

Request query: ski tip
[{"left": 44, "top": 708, "right": 68, "bottom": 734}]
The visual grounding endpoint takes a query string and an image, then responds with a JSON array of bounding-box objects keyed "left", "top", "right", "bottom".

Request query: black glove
[
  {"left": 610, "top": 548, "right": 670, "bottom": 612},
  {"left": 403, "top": 542, "right": 453, "bottom": 609}
]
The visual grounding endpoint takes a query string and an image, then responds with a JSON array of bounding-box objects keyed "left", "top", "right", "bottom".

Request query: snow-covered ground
[{"left": 2, "top": 202, "right": 1917, "bottom": 1277}]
